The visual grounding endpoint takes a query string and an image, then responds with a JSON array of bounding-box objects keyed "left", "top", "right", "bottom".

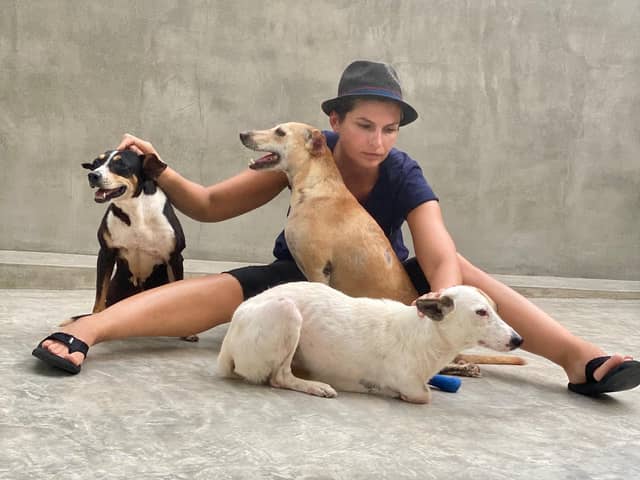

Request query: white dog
[{"left": 217, "top": 282, "right": 523, "bottom": 404}]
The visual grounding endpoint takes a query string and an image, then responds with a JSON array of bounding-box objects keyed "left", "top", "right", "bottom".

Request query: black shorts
[{"left": 225, "top": 257, "right": 431, "bottom": 300}]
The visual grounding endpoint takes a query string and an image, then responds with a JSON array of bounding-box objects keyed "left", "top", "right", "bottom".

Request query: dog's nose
[
  {"left": 239, "top": 132, "right": 250, "bottom": 143},
  {"left": 509, "top": 333, "right": 523, "bottom": 349},
  {"left": 88, "top": 171, "right": 101, "bottom": 187}
]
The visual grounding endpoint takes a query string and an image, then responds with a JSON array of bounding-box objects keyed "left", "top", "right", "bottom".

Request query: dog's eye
[
  {"left": 475, "top": 308, "right": 489, "bottom": 317},
  {"left": 111, "top": 161, "right": 132, "bottom": 176},
  {"left": 275, "top": 127, "right": 286, "bottom": 137}
]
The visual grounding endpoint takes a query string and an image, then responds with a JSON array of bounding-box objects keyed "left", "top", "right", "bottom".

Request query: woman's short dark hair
[
  {"left": 330, "top": 96, "right": 404, "bottom": 123},
  {"left": 331, "top": 97, "right": 359, "bottom": 121}
]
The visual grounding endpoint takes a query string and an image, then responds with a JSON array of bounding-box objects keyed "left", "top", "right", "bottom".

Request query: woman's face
[{"left": 330, "top": 99, "right": 402, "bottom": 170}]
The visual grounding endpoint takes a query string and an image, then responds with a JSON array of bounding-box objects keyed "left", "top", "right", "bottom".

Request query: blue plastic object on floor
[{"left": 428, "top": 374, "right": 462, "bottom": 393}]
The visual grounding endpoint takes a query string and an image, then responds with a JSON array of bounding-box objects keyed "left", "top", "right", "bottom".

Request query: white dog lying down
[{"left": 218, "top": 282, "right": 523, "bottom": 404}]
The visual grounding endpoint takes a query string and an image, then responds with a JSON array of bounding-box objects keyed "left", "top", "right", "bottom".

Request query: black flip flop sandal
[
  {"left": 32, "top": 332, "right": 89, "bottom": 374},
  {"left": 568, "top": 356, "right": 640, "bottom": 396}
]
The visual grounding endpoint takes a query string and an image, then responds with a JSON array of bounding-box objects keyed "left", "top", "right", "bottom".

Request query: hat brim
[{"left": 321, "top": 92, "right": 418, "bottom": 127}]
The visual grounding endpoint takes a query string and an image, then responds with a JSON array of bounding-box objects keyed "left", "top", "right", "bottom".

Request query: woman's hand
[
  {"left": 413, "top": 289, "right": 444, "bottom": 303},
  {"left": 412, "top": 288, "right": 446, "bottom": 317},
  {"left": 117, "top": 134, "right": 167, "bottom": 180},
  {"left": 117, "top": 133, "right": 158, "bottom": 156}
]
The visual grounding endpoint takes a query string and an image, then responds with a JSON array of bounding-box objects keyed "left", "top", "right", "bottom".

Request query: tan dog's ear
[
  {"left": 415, "top": 295, "right": 454, "bottom": 321},
  {"left": 306, "top": 128, "right": 326, "bottom": 156}
]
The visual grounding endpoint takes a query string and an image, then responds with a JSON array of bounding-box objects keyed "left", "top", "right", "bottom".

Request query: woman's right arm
[
  {"left": 160, "top": 167, "right": 288, "bottom": 222},
  {"left": 117, "top": 134, "right": 289, "bottom": 222}
]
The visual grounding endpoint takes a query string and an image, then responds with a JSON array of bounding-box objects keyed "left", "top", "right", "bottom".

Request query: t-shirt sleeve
[{"left": 395, "top": 160, "right": 439, "bottom": 220}]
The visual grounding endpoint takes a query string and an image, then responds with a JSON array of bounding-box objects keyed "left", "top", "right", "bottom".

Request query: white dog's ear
[{"left": 415, "top": 295, "right": 454, "bottom": 321}]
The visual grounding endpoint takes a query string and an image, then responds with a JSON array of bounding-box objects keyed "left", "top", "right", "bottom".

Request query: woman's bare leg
[
  {"left": 41, "top": 273, "right": 244, "bottom": 367},
  {"left": 458, "top": 254, "right": 631, "bottom": 384}
]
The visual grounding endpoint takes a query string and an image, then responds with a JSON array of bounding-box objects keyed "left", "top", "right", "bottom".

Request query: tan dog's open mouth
[{"left": 249, "top": 152, "right": 281, "bottom": 170}]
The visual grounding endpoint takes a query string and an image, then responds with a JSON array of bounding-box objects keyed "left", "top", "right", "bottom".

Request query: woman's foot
[
  {"left": 567, "top": 352, "right": 632, "bottom": 384},
  {"left": 567, "top": 351, "right": 640, "bottom": 396},
  {"left": 34, "top": 319, "right": 98, "bottom": 371}
]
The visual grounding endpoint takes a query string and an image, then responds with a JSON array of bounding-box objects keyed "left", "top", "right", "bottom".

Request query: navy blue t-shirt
[{"left": 273, "top": 130, "right": 438, "bottom": 261}]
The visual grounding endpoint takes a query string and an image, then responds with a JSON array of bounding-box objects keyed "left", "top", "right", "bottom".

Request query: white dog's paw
[
  {"left": 399, "top": 390, "right": 431, "bottom": 404},
  {"left": 306, "top": 381, "right": 338, "bottom": 398}
]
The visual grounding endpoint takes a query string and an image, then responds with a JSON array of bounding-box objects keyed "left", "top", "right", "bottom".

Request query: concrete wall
[{"left": 1, "top": 0, "right": 639, "bottom": 280}]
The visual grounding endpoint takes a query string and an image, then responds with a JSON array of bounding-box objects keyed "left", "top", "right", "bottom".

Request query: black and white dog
[{"left": 74, "top": 149, "right": 196, "bottom": 340}]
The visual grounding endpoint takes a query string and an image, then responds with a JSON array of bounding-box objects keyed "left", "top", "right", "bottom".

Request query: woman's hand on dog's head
[
  {"left": 117, "top": 133, "right": 159, "bottom": 157},
  {"left": 117, "top": 134, "right": 168, "bottom": 180},
  {"left": 413, "top": 289, "right": 445, "bottom": 318}
]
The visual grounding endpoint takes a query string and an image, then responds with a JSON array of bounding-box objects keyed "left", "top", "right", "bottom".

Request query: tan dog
[
  {"left": 239, "top": 122, "right": 524, "bottom": 371},
  {"left": 240, "top": 122, "right": 417, "bottom": 304},
  {"left": 218, "top": 283, "right": 523, "bottom": 403}
]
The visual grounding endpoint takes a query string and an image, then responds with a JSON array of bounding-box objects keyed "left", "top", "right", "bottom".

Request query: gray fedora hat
[{"left": 321, "top": 60, "right": 418, "bottom": 126}]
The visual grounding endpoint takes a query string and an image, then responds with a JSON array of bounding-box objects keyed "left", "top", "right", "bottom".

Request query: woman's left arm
[{"left": 406, "top": 200, "right": 462, "bottom": 292}]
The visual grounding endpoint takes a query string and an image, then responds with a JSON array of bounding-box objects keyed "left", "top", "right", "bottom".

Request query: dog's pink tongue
[
  {"left": 256, "top": 153, "right": 274, "bottom": 162},
  {"left": 249, "top": 153, "right": 278, "bottom": 170},
  {"left": 95, "top": 189, "right": 109, "bottom": 201}
]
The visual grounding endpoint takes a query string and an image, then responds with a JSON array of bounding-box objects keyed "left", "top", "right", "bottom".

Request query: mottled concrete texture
[
  {"left": 0, "top": 1, "right": 639, "bottom": 279},
  {"left": 2, "top": 288, "right": 639, "bottom": 479}
]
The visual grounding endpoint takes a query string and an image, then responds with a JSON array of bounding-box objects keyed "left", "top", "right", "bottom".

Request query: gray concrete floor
[{"left": 2, "top": 255, "right": 640, "bottom": 479}]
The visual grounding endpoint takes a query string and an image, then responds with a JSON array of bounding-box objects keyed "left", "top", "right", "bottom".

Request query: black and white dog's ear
[
  {"left": 140, "top": 153, "right": 168, "bottom": 181},
  {"left": 415, "top": 295, "right": 454, "bottom": 321},
  {"left": 83, "top": 152, "right": 110, "bottom": 170},
  {"left": 82, "top": 152, "right": 109, "bottom": 170}
]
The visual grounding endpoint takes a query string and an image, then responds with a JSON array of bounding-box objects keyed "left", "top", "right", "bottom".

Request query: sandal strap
[
  {"left": 44, "top": 332, "right": 89, "bottom": 357},
  {"left": 584, "top": 356, "right": 611, "bottom": 383}
]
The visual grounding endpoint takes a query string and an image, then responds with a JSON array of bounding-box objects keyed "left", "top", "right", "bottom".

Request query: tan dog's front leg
[{"left": 440, "top": 362, "right": 482, "bottom": 378}]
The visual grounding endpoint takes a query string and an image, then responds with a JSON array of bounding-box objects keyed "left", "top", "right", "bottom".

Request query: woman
[{"left": 33, "top": 60, "right": 639, "bottom": 396}]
